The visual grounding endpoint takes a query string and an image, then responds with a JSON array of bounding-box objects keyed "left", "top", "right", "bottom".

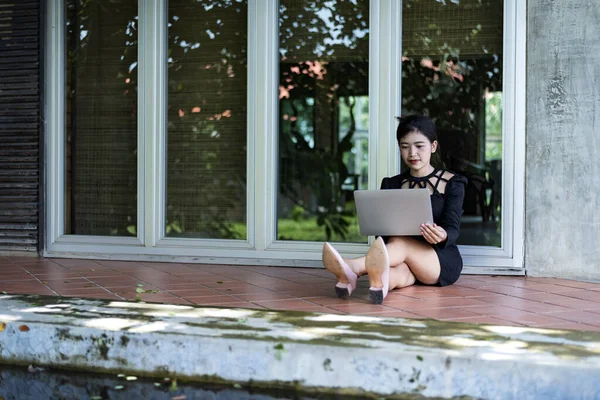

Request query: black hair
[
  {"left": 395, "top": 115, "right": 445, "bottom": 168},
  {"left": 396, "top": 115, "right": 438, "bottom": 143}
]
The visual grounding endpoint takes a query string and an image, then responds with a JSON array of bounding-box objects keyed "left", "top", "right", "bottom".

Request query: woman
[{"left": 322, "top": 115, "right": 467, "bottom": 304}]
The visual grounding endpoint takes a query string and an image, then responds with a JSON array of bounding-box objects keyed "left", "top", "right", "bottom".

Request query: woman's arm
[{"left": 435, "top": 175, "right": 467, "bottom": 249}]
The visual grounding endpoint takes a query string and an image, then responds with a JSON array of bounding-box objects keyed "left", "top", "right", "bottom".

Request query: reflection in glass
[
  {"left": 65, "top": 0, "right": 138, "bottom": 236},
  {"left": 401, "top": 0, "right": 503, "bottom": 247},
  {"left": 278, "top": 0, "right": 369, "bottom": 243},
  {"left": 166, "top": 0, "right": 248, "bottom": 239}
]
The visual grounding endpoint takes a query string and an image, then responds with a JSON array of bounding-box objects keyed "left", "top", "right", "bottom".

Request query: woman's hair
[
  {"left": 395, "top": 115, "right": 445, "bottom": 168},
  {"left": 396, "top": 115, "right": 438, "bottom": 143}
]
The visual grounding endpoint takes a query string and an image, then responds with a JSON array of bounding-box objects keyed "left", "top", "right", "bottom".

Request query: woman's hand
[{"left": 420, "top": 223, "right": 447, "bottom": 245}]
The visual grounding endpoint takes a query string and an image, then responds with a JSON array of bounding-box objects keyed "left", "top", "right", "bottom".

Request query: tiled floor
[{"left": 1, "top": 256, "right": 600, "bottom": 332}]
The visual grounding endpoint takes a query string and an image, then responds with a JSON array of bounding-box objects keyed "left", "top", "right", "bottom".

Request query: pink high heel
[
  {"left": 365, "top": 237, "right": 390, "bottom": 304},
  {"left": 322, "top": 242, "right": 358, "bottom": 298}
]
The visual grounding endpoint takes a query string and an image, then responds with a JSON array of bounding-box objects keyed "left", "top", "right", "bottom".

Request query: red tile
[
  {"left": 558, "top": 290, "right": 600, "bottom": 302},
  {"left": 411, "top": 308, "right": 480, "bottom": 320},
  {"left": 236, "top": 292, "right": 299, "bottom": 302},
  {"left": 477, "top": 296, "right": 573, "bottom": 314},
  {"left": 357, "top": 310, "right": 423, "bottom": 319},
  {"left": 60, "top": 292, "right": 122, "bottom": 300},
  {"left": 0, "top": 286, "right": 58, "bottom": 296},
  {"left": 166, "top": 288, "right": 224, "bottom": 297},
  {"left": 183, "top": 295, "right": 247, "bottom": 305},
  {"left": 442, "top": 316, "right": 517, "bottom": 326},
  {"left": 325, "top": 303, "right": 397, "bottom": 314},
  {"left": 489, "top": 312, "right": 572, "bottom": 327},
  {"left": 531, "top": 322, "right": 600, "bottom": 332},
  {"left": 419, "top": 297, "right": 492, "bottom": 308},
  {"left": 541, "top": 311, "right": 600, "bottom": 326},
  {"left": 382, "top": 297, "right": 449, "bottom": 310},
  {"left": 55, "top": 287, "right": 114, "bottom": 297},
  {"left": 299, "top": 296, "right": 368, "bottom": 306},
  {"left": 253, "top": 299, "right": 320, "bottom": 310},
  {"left": 516, "top": 293, "right": 600, "bottom": 310},
  {"left": 189, "top": 301, "right": 266, "bottom": 310}
]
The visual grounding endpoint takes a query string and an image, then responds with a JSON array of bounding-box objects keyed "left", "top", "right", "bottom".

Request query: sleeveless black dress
[{"left": 380, "top": 169, "right": 468, "bottom": 286}]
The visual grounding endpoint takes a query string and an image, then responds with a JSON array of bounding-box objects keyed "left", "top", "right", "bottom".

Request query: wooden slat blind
[{"left": 0, "top": 0, "right": 40, "bottom": 252}]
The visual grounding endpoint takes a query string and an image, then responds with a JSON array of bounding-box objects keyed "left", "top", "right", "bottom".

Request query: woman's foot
[
  {"left": 365, "top": 237, "right": 390, "bottom": 304},
  {"left": 322, "top": 242, "right": 358, "bottom": 299}
]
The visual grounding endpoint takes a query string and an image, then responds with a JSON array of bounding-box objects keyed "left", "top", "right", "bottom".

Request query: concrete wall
[{"left": 526, "top": 0, "right": 600, "bottom": 281}]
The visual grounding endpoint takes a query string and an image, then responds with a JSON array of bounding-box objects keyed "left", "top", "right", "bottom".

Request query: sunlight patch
[
  {"left": 128, "top": 321, "right": 170, "bottom": 333},
  {"left": 84, "top": 318, "right": 140, "bottom": 331}
]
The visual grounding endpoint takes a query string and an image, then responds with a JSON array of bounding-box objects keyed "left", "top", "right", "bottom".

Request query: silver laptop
[{"left": 354, "top": 189, "right": 433, "bottom": 236}]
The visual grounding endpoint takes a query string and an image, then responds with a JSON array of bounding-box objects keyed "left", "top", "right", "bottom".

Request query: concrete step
[{"left": 1, "top": 294, "right": 599, "bottom": 399}]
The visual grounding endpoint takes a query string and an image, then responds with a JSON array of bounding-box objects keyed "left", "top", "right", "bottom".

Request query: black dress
[{"left": 380, "top": 169, "right": 468, "bottom": 286}]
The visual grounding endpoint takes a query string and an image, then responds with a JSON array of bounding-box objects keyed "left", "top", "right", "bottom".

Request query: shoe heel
[
  {"left": 335, "top": 286, "right": 351, "bottom": 299},
  {"left": 369, "top": 289, "right": 384, "bottom": 305}
]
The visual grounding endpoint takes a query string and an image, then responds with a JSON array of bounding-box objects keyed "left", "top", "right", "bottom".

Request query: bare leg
[
  {"left": 383, "top": 236, "right": 440, "bottom": 285},
  {"left": 346, "top": 256, "right": 366, "bottom": 276},
  {"left": 389, "top": 263, "right": 417, "bottom": 290},
  {"left": 365, "top": 236, "right": 439, "bottom": 304}
]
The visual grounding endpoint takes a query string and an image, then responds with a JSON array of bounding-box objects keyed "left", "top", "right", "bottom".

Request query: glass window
[
  {"left": 401, "top": 0, "right": 503, "bottom": 247},
  {"left": 65, "top": 0, "right": 138, "bottom": 236},
  {"left": 165, "top": 0, "right": 248, "bottom": 239},
  {"left": 277, "top": 0, "right": 370, "bottom": 243}
]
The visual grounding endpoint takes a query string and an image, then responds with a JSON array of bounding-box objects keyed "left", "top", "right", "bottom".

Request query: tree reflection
[
  {"left": 278, "top": 0, "right": 369, "bottom": 241},
  {"left": 66, "top": 0, "right": 503, "bottom": 243},
  {"left": 166, "top": 0, "right": 248, "bottom": 239}
]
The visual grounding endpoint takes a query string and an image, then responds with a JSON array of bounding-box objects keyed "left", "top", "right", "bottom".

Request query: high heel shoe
[
  {"left": 365, "top": 237, "right": 390, "bottom": 304},
  {"left": 322, "top": 242, "right": 358, "bottom": 298}
]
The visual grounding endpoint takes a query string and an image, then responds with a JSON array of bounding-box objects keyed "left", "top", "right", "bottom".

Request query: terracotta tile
[
  {"left": 182, "top": 295, "right": 246, "bottom": 305},
  {"left": 381, "top": 297, "right": 448, "bottom": 311},
  {"left": 531, "top": 322, "right": 600, "bottom": 332},
  {"left": 325, "top": 303, "right": 397, "bottom": 314},
  {"left": 135, "top": 296, "right": 193, "bottom": 305},
  {"left": 516, "top": 293, "right": 600, "bottom": 310},
  {"left": 0, "top": 275, "right": 37, "bottom": 282},
  {"left": 489, "top": 312, "right": 571, "bottom": 327},
  {"left": 419, "top": 297, "right": 492, "bottom": 308},
  {"left": 474, "top": 285, "right": 542, "bottom": 297},
  {"left": 189, "top": 301, "right": 266, "bottom": 310},
  {"left": 394, "top": 289, "right": 462, "bottom": 300},
  {"left": 53, "top": 258, "right": 106, "bottom": 270},
  {"left": 235, "top": 292, "right": 298, "bottom": 302},
  {"left": 200, "top": 280, "right": 248, "bottom": 288},
  {"left": 278, "top": 288, "right": 331, "bottom": 297},
  {"left": 299, "top": 296, "right": 369, "bottom": 307},
  {"left": 45, "top": 281, "right": 98, "bottom": 290},
  {"left": 357, "top": 310, "right": 423, "bottom": 319},
  {"left": 214, "top": 285, "right": 280, "bottom": 296},
  {"left": 0, "top": 286, "right": 58, "bottom": 296},
  {"left": 60, "top": 292, "right": 122, "bottom": 300},
  {"left": 541, "top": 311, "right": 600, "bottom": 326},
  {"left": 517, "top": 283, "right": 586, "bottom": 293},
  {"left": 411, "top": 308, "right": 480, "bottom": 320},
  {"left": 558, "top": 290, "right": 600, "bottom": 302},
  {"left": 253, "top": 299, "right": 319, "bottom": 309},
  {"left": 442, "top": 316, "right": 517, "bottom": 326},
  {"left": 55, "top": 287, "right": 113, "bottom": 296},
  {"left": 463, "top": 305, "right": 533, "bottom": 318},
  {"left": 477, "top": 296, "right": 573, "bottom": 314},
  {"left": 165, "top": 288, "right": 223, "bottom": 297},
  {"left": 149, "top": 282, "right": 207, "bottom": 290}
]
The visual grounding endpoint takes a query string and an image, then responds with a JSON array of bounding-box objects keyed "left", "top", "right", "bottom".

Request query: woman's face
[{"left": 399, "top": 130, "right": 438, "bottom": 173}]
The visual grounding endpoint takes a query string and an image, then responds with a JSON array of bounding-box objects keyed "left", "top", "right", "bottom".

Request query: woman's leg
[
  {"left": 369, "top": 236, "right": 440, "bottom": 287},
  {"left": 389, "top": 263, "right": 417, "bottom": 290},
  {"left": 322, "top": 243, "right": 365, "bottom": 298}
]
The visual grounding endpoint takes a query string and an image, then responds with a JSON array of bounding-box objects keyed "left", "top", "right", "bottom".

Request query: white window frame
[{"left": 45, "top": 0, "right": 526, "bottom": 274}]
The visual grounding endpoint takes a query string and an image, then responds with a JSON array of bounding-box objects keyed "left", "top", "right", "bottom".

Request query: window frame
[{"left": 45, "top": 0, "right": 526, "bottom": 274}]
